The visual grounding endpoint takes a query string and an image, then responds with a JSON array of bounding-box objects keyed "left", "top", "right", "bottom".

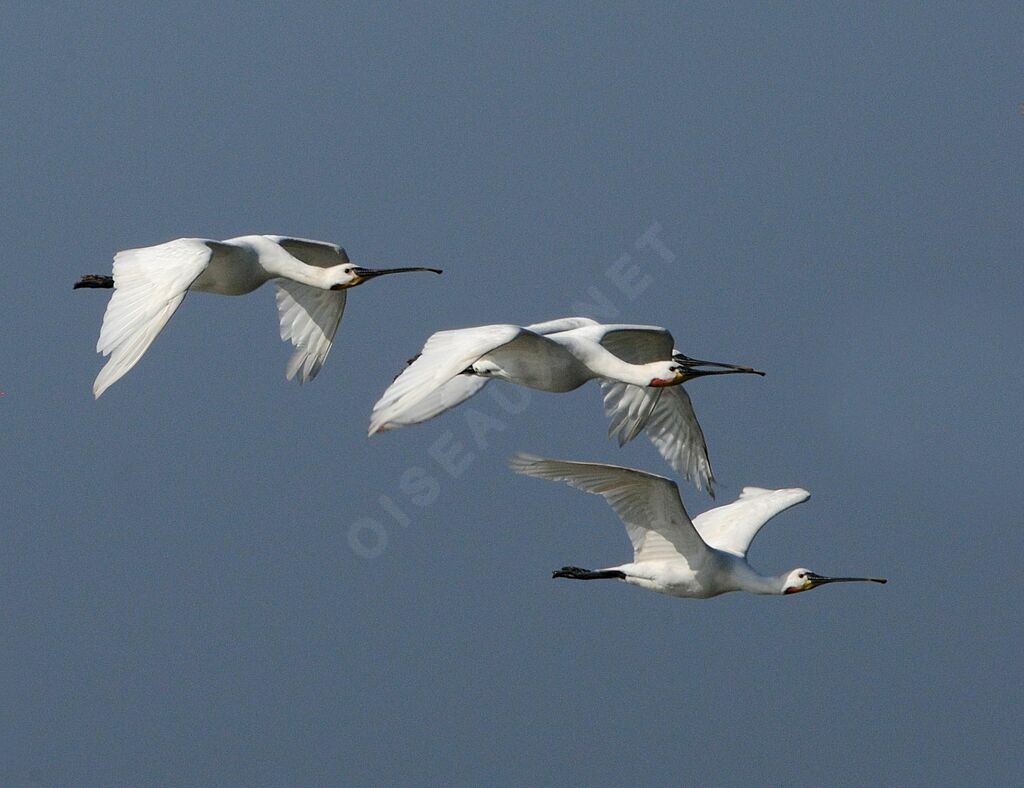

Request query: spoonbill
[
  {"left": 74, "top": 235, "right": 441, "bottom": 397},
  {"left": 510, "top": 454, "right": 887, "bottom": 599},
  {"left": 369, "top": 317, "right": 763, "bottom": 494}
]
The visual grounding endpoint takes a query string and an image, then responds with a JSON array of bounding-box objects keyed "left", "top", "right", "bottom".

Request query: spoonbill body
[
  {"left": 75, "top": 235, "right": 441, "bottom": 397},
  {"left": 510, "top": 454, "right": 887, "bottom": 599},
  {"left": 370, "top": 317, "right": 763, "bottom": 494}
]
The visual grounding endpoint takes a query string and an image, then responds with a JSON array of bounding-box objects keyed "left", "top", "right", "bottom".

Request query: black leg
[
  {"left": 552, "top": 566, "right": 626, "bottom": 580},
  {"left": 73, "top": 274, "right": 114, "bottom": 289}
]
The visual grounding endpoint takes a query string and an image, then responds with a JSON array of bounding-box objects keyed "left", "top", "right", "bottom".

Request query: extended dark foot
[
  {"left": 552, "top": 566, "right": 626, "bottom": 580},
  {"left": 73, "top": 274, "right": 114, "bottom": 289}
]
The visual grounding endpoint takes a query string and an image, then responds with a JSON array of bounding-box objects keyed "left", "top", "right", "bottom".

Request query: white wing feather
[
  {"left": 692, "top": 486, "right": 810, "bottom": 558},
  {"left": 600, "top": 381, "right": 664, "bottom": 446},
  {"left": 369, "top": 324, "right": 526, "bottom": 435},
  {"left": 274, "top": 283, "right": 346, "bottom": 382},
  {"left": 628, "top": 385, "right": 714, "bottom": 495},
  {"left": 93, "top": 238, "right": 215, "bottom": 398},
  {"left": 510, "top": 454, "right": 711, "bottom": 564},
  {"left": 371, "top": 375, "right": 490, "bottom": 432},
  {"left": 371, "top": 318, "right": 598, "bottom": 431},
  {"left": 525, "top": 316, "right": 600, "bottom": 334},
  {"left": 267, "top": 236, "right": 350, "bottom": 383}
]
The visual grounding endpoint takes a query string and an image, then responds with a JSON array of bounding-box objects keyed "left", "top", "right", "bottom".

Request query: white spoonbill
[
  {"left": 75, "top": 235, "right": 441, "bottom": 397},
  {"left": 369, "top": 317, "right": 763, "bottom": 494},
  {"left": 510, "top": 454, "right": 887, "bottom": 599}
]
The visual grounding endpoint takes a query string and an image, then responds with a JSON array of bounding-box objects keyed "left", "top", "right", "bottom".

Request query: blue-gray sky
[{"left": 2, "top": 3, "right": 1022, "bottom": 784}]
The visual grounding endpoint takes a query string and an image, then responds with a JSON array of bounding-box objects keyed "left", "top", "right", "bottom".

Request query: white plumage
[
  {"left": 511, "top": 454, "right": 886, "bottom": 599},
  {"left": 77, "top": 235, "right": 441, "bottom": 397},
  {"left": 371, "top": 318, "right": 763, "bottom": 494}
]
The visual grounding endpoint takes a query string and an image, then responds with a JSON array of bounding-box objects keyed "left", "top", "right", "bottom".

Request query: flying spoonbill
[
  {"left": 510, "top": 454, "right": 887, "bottom": 599},
  {"left": 369, "top": 318, "right": 763, "bottom": 494},
  {"left": 75, "top": 235, "right": 441, "bottom": 397}
]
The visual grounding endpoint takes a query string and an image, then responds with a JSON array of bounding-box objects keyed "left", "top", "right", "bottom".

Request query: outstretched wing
[
  {"left": 510, "top": 454, "right": 712, "bottom": 565},
  {"left": 93, "top": 238, "right": 217, "bottom": 398},
  {"left": 525, "top": 316, "right": 600, "bottom": 335},
  {"left": 266, "top": 236, "right": 349, "bottom": 383},
  {"left": 372, "top": 317, "right": 600, "bottom": 432},
  {"left": 269, "top": 236, "right": 349, "bottom": 267},
  {"left": 692, "top": 486, "right": 810, "bottom": 558},
  {"left": 603, "top": 384, "right": 715, "bottom": 495},
  {"left": 370, "top": 375, "right": 490, "bottom": 432},
  {"left": 590, "top": 324, "right": 675, "bottom": 364},
  {"left": 274, "top": 283, "right": 346, "bottom": 382},
  {"left": 600, "top": 381, "right": 664, "bottom": 446},
  {"left": 369, "top": 324, "right": 527, "bottom": 435}
]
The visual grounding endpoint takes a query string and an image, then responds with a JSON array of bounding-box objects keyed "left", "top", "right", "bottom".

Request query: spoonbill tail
[
  {"left": 370, "top": 317, "right": 763, "bottom": 494},
  {"left": 75, "top": 235, "right": 441, "bottom": 397},
  {"left": 510, "top": 454, "right": 887, "bottom": 599}
]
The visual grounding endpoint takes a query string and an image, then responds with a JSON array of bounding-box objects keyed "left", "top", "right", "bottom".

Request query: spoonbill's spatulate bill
[
  {"left": 370, "top": 317, "right": 763, "bottom": 494},
  {"left": 75, "top": 235, "right": 441, "bottom": 397},
  {"left": 510, "top": 454, "right": 887, "bottom": 599}
]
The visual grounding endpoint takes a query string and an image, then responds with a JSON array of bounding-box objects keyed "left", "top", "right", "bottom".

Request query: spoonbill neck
[
  {"left": 563, "top": 341, "right": 672, "bottom": 387},
  {"left": 238, "top": 236, "right": 333, "bottom": 289},
  {"left": 728, "top": 564, "right": 788, "bottom": 595}
]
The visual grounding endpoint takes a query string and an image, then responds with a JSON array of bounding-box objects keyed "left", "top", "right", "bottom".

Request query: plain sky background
[{"left": 2, "top": 3, "right": 1022, "bottom": 785}]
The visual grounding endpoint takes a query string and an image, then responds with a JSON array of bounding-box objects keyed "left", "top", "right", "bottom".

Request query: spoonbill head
[
  {"left": 646, "top": 355, "right": 766, "bottom": 387},
  {"left": 646, "top": 361, "right": 687, "bottom": 387},
  {"left": 327, "top": 264, "right": 443, "bottom": 290},
  {"left": 782, "top": 568, "right": 887, "bottom": 595}
]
